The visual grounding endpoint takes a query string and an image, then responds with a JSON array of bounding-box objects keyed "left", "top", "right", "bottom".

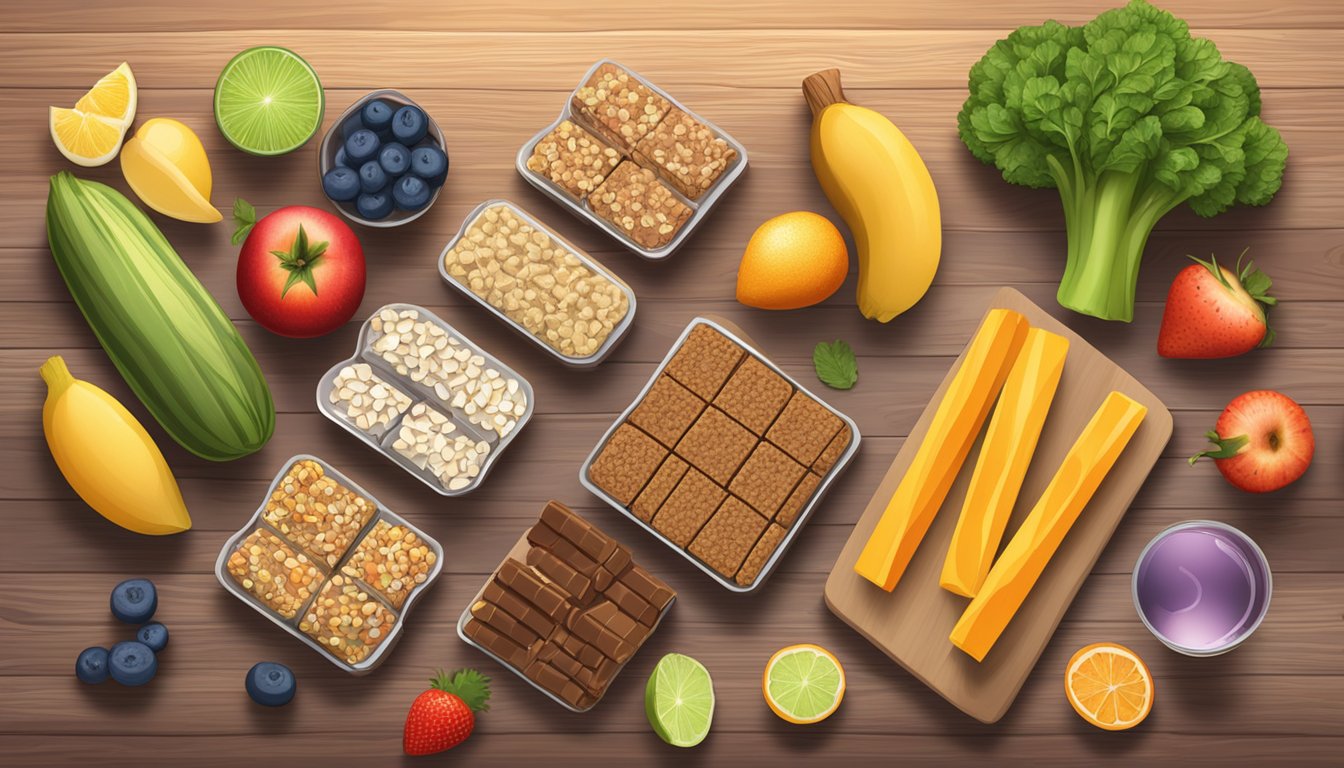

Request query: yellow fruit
[
  {"left": 1065, "top": 643, "right": 1154, "bottom": 731},
  {"left": 49, "top": 62, "right": 138, "bottom": 167},
  {"left": 804, "top": 69, "right": 941, "bottom": 322},
  {"left": 762, "top": 644, "right": 846, "bottom": 724},
  {"left": 736, "top": 211, "right": 848, "bottom": 310},
  {"left": 40, "top": 356, "right": 191, "bottom": 536},
  {"left": 120, "top": 118, "right": 222, "bottom": 223}
]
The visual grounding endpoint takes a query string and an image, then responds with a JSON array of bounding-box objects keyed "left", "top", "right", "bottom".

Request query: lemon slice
[
  {"left": 763, "top": 644, "right": 845, "bottom": 724},
  {"left": 49, "top": 62, "right": 138, "bottom": 167},
  {"left": 120, "top": 118, "right": 222, "bottom": 223},
  {"left": 75, "top": 62, "right": 138, "bottom": 127}
]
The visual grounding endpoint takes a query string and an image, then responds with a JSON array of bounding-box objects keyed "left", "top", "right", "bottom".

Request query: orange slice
[{"left": 1065, "top": 642, "right": 1154, "bottom": 731}]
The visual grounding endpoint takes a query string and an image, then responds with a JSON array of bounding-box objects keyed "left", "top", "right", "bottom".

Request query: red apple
[
  {"left": 235, "top": 202, "right": 365, "bottom": 338},
  {"left": 1190, "top": 390, "right": 1314, "bottom": 493}
]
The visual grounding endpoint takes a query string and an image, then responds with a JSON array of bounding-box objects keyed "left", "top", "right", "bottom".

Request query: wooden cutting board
[{"left": 824, "top": 287, "right": 1172, "bottom": 724}]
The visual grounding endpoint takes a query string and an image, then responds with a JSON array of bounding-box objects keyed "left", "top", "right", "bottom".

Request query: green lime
[
  {"left": 644, "top": 653, "right": 714, "bottom": 748},
  {"left": 214, "top": 46, "right": 323, "bottom": 156}
]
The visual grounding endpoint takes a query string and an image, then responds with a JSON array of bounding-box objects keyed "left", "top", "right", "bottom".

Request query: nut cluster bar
[{"left": 464, "top": 501, "right": 674, "bottom": 709}]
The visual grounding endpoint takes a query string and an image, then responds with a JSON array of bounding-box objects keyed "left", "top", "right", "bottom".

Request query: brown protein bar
[
  {"left": 471, "top": 599, "right": 541, "bottom": 649},
  {"left": 776, "top": 472, "right": 822, "bottom": 529},
  {"left": 632, "top": 455, "right": 689, "bottom": 522},
  {"left": 812, "top": 424, "right": 853, "bottom": 474},
  {"left": 483, "top": 580, "right": 558, "bottom": 638},
  {"left": 587, "top": 423, "right": 667, "bottom": 504},
  {"left": 635, "top": 106, "right": 738, "bottom": 200},
  {"left": 541, "top": 500, "right": 625, "bottom": 566},
  {"left": 587, "top": 161, "right": 691, "bottom": 251},
  {"left": 663, "top": 324, "right": 745, "bottom": 400},
  {"left": 527, "top": 547, "right": 595, "bottom": 605},
  {"left": 730, "top": 442, "right": 808, "bottom": 517},
  {"left": 714, "top": 356, "right": 793, "bottom": 435},
  {"left": 689, "top": 497, "right": 770, "bottom": 579},
  {"left": 602, "top": 578, "right": 660, "bottom": 627},
  {"left": 628, "top": 375, "right": 706, "bottom": 448},
  {"left": 766, "top": 391, "right": 846, "bottom": 466},
  {"left": 572, "top": 63, "right": 672, "bottom": 151},
  {"left": 526, "top": 119, "right": 622, "bottom": 198},
  {"left": 736, "top": 524, "right": 787, "bottom": 587},
  {"left": 526, "top": 659, "right": 589, "bottom": 707},
  {"left": 621, "top": 563, "right": 676, "bottom": 611},
  {"left": 652, "top": 468, "right": 726, "bottom": 547},
  {"left": 498, "top": 559, "right": 572, "bottom": 622},
  {"left": 464, "top": 616, "right": 532, "bottom": 669},
  {"left": 674, "top": 407, "right": 757, "bottom": 486}
]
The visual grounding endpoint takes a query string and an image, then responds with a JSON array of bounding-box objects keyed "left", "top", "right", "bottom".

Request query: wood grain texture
[{"left": 2, "top": 1, "right": 1342, "bottom": 766}]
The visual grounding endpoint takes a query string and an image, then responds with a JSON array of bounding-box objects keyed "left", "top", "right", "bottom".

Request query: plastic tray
[
  {"left": 317, "top": 303, "right": 535, "bottom": 496},
  {"left": 579, "top": 317, "right": 861, "bottom": 592},
  {"left": 438, "top": 199, "right": 637, "bottom": 368},
  {"left": 516, "top": 58, "right": 748, "bottom": 260},
  {"left": 214, "top": 454, "right": 444, "bottom": 674}
]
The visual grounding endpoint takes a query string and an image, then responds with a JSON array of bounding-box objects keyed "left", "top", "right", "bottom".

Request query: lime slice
[
  {"left": 763, "top": 644, "right": 845, "bottom": 724},
  {"left": 645, "top": 653, "right": 714, "bottom": 748},
  {"left": 214, "top": 46, "right": 323, "bottom": 156}
]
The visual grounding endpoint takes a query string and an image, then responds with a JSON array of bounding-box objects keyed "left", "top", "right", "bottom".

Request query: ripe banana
[
  {"left": 804, "top": 69, "right": 941, "bottom": 322},
  {"left": 40, "top": 355, "right": 190, "bottom": 535}
]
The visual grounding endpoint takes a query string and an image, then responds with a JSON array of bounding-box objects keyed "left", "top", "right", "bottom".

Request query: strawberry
[
  {"left": 1157, "top": 251, "right": 1276, "bottom": 359},
  {"left": 1190, "top": 390, "right": 1314, "bottom": 493},
  {"left": 403, "top": 668, "right": 491, "bottom": 756}
]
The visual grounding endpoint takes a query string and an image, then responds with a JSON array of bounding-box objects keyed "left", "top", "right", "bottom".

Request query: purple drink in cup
[{"left": 1132, "top": 520, "right": 1271, "bottom": 656}]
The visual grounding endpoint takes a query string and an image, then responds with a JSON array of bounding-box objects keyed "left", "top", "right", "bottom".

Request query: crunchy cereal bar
[
  {"left": 572, "top": 63, "right": 671, "bottom": 151},
  {"left": 587, "top": 161, "right": 691, "bottom": 251},
  {"left": 766, "top": 391, "right": 846, "bottom": 465},
  {"left": 390, "top": 402, "right": 492, "bottom": 492},
  {"left": 688, "top": 497, "right": 769, "bottom": 579},
  {"left": 628, "top": 375, "right": 705, "bottom": 448},
  {"left": 300, "top": 574, "right": 397, "bottom": 665},
  {"left": 736, "top": 524, "right": 786, "bottom": 587},
  {"left": 526, "top": 120, "right": 622, "bottom": 198},
  {"left": 342, "top": 520, "right": 438, "bottom": 609},
  {"left": 227, "top": 528, "right": 324, "bottom": 620},
  {"left": 664, "top": 324, "right": 744, "bottom": 400},
  {"left": 328, "top": 363, "right": 413, "bottom": 436},
  {"left": 674, "top": 407, "right": 756, "bottom": 486},
  {"left": 587, "top": 423, "right": 667, "bottom": 505},
  {"left": 714, "top": 356, "right": 792, "bottom": 435},
  {"left": 635, "top": 107, "right": 738, "bottom": 200},
  {"left": 443, "top": 204, "right": 630, "bottom": 359},
  {"left": 262, "top": 459, "right": 375, "bottom": 568}
]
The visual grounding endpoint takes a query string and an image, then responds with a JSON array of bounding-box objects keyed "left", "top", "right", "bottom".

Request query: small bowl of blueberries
[{"left": 319, "top": 89, "right": 448, "bottom": 227}]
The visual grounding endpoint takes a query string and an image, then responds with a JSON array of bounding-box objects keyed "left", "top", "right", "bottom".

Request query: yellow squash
[
  {"left": 940, "top": 328, "right": 1069, "bottom": 597},
  {"left": 803, "top": 68, "right": 941, "bottom": 322},
  {"left": 950, "top": 391, "right": 1147, "bottom": 661},
  {"left": 854, "top": 309, "right": 1028, "bottom": 591},
  {"left": 40, "top": 356, "right": 190, "bottom": 535}
]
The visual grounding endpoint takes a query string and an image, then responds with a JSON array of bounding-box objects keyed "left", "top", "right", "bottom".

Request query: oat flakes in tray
[
  {"left": 215, "top": 456, "right": 443, "bottom": 673},
  {"left": 580, "top": 318, "right": 861, "bottom": 592},
  {"left": 518, "top": 59, "right": 747, "bottom": 260},
  {"left": 317, "top": 303, "right": 534, "bottom": 495},
  {"left": 440, "top": 200, "right": 636, "bottom": 367}
]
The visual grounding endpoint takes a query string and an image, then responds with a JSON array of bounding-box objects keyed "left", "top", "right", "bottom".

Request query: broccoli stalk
[{"left": 958, "top": 0, "right": 1287, "bottom": 322}]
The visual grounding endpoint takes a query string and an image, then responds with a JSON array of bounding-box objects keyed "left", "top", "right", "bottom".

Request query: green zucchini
[{"left": 46, "top": 172, "right": 274, "bottom": 461}]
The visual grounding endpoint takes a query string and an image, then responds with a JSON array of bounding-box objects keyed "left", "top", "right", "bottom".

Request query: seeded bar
[
  {"left": 628, "top": 375, "right": 706, "bottom": 448},
  {"left": 572, "top": 63, "right": 671, "bottom": 151},
  {"left": 587, "top": 161, "right": 691, "bottom": 251},
  {"left": 714, "top": 356, "right": 792, "bottom": 435},
  {"left": 766, "top": 391, "right": 846, "bottom": 465},
  {"left": 328, "top": 363, "right": 413, "bottom": 436},
  {"left": 633, "top": 455, "right": 689, "bottom": 522},
  {"left": 262, "top": 459, "right": 375, "bottom": 568},
  {"left": 776, "top": 472, "right": 821, "bottom": 529},
  {"left": 588, "top": 423, "right": 666, "bottom": 504},
  {"left": 341, "top": 520, "right": 437, "bottom": 609},
  {"left": 526, "top": 120, "right": 622, "bottom": 198},
  {"left": 227, "top": 528, "right": 324, "bottom": 620},
  {"left": 736, "top": 524, "right": 787, "bottom": 587},
  {"left": 299, "top": 575, "right": 396, "bottom": 666},
  {"left": 689, "top": 498, "right": 769, "bottom": 578},
  {"left": 730, "top": 442, "right": 808, "bottom": 516},
  {"left": 652, "top": 468, "right": 725, "bottom": 546},
  {"left": 635, "top": 107, "right": 738, "bottom": 200},
  {"left": 664, "top": 324, "right": 744, "bottom": 400},
  {"left": 675, "top": 407, "right": 756, "bottom": 486},
  {"left": 813, "top": 424, "right": 853, "bottom": 474}
]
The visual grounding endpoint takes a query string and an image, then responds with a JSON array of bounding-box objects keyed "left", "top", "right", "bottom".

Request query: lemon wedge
[
  {"left": 120, "top": 118, "right": 222, "bottom": 223},
  {"left": 49, "top": 62, "right": 138, "bottom": 166}
]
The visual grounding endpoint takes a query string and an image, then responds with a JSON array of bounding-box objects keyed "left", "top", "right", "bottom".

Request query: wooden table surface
[{"left": 2, "top": 1, "right": 1341, "bottom": 765}]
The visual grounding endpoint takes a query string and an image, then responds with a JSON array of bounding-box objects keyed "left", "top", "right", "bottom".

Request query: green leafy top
[
  {"left": 231, "top": 198, "right": 257, "bottom": 245},
  {"left": 1188, "top": 249, "right": 1277, "bottom": 346},
  {"left": 272, "top": 223, "right": 329, "bottom": 298},
  {"left": 430, "top": 668, "right": 491, "bottom": 713},
  {"left": 813, "top": 340, "right": 858, "bottom": 390}
]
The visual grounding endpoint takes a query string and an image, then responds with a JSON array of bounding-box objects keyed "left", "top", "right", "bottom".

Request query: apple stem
[{"left": 1189, "top": 430, "right": 1250, "bottom": 465}]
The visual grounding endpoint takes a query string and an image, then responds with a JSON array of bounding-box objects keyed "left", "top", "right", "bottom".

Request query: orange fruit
[
  {"left": 1065, "top": 643, "right": 1154, "bottom": 731},
  {"left": 736, "top": 211, "right": 848, "bottom": 310}
]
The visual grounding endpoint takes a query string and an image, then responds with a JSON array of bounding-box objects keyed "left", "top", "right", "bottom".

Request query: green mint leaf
[
  {"left": 231, "top": 198, "right": 257, "bottom": 245},
  {"left": 813, "top": 340, "right": 858, "bottom": 390}
]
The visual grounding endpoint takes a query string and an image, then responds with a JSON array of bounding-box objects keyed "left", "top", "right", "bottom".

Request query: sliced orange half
[{"left": 1065, "top": 642, "right": 1154, "bottom": 731}]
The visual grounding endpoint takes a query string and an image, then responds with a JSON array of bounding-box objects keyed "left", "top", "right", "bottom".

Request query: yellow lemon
[
  {"left": 120, "top": 118, "right": 222, "bottom": 223},
  {"left": 49, "top": 62, "right": 137, "bottom": 167},
  {"left": 736, "top": 211, "right": 848, "bottom": 310}
]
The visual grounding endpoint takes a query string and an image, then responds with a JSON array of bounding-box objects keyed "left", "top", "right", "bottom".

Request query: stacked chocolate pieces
[
  {"left": 587, "top": 322, "right": 854, "bottom": 588},
  {"left": 464, "top": 501, "right": 675, "bottom": 709}
]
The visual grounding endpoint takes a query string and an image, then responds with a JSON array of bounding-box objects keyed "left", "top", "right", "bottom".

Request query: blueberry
[
  {"left": 341, "top": 118, "right": 363, "bottom": 141},
  {"left": 110, "top": 578, "right": 157, "bottom": 624},
  {"left": 344, "top": 129, "right": 381, "bottom": 165},
  {"left": 108, "top": 641, "right": 157, "bottom": 687},
  {"left": 378, "top": 142, "right": 411, "bottom": 177},
  {"left": 392, "top": 174, "right": 432, "bottom": 211},
  {"left": 409, "top": 145, "right": 448, "bottom": 187},
  {"left": 246, "top": 662, "right": 296, "bottom": 707},
  {"left": 358, "top": 160, "right": 387, "bottom": 193},
  {"left": 136, "top": 622, "right": 169, "bottom": 653},
  {"left": 333, "top": 147, "right": 349, "bottom": 169},
  {"left": 356, "top": 188, "right": 394, "bottom": 220},
  {"left": 361, "top": 99, "right": 394, "bottom": 133},
  {"left": 391, "top": 105, "right": 428, "bottom": 145},
  {"left": 322, "top": 167, "right": 360, "bottom": 202},
  {"left": 76, "top": 646, "right": 110, "bottom": 685}
]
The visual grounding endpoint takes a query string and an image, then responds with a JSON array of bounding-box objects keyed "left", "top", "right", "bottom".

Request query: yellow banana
[
  {"left": 40, "top": 356, "right": 190, "bottom": 535},
  {"left": 804, "top": 69, "right": 941, "bottom": 322}
]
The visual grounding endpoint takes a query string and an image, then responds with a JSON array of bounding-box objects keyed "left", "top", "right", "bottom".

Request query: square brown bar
[
  {"left": 730, "top": 442, "right": 808, "bottom": 517},
  {"left": 634, "top": 106, "right": 739, "bottom": 200},
  {"left": 776, "top": 472, "right": 822, "bottom": 530},
  {"left": 652, "top": 468, "right": 726, "bottom": 546},
  {"left": 766, "top": 391, "right": 846, "bottom": 465},
  {"left": 633, "top": 455, "right": 689, "bottom": 522},
  {"left": 812, "top": 424, "right": 853, "bottom": 475},
  {"left": 572, "top": 63, "right": 672, "bottom": 151},
  {"left": 587, "top": 161, "right": 691, "bottom": 251},
  {"left": 736, "top": 524, "right": 787, "bottom": 587},
  {"left": 714, "top": 356, "right": 793, "bottom": 435},
  {"left": 628, "top": 375, "right": 706, "bottom": 448},
  {"left": 675, "top": 407, "right": 757, "bottom": 486},
  {"left": 664, "top": 324, "right": 745, "bottom": 400},
  {"left": 525, "top": 119, "right": 622, "bottom": 198},
  {"left": 688, "top": 497, "right": 770, "bottom": 579},
  {"left": 587, "top": 422, "right": 667, "bottom": 504}
]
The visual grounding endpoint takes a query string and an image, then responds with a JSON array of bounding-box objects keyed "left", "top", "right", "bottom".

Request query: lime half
[
  {"left": 214, "top": 46, "right": 323, "bottom": 155},
  {"left": 763, "top": 644, "right": 845, "bottom": 724},
  {"left": 645, "top": 653, "right": 714, "bottom": 747}
]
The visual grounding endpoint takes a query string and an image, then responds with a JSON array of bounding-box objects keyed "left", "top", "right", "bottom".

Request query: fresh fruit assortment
[
  {"left": 1190, "top": 390, "right": 1314, "bottom": 493},
  {"left": 460, "top": 501, "right": 676, "bottom": 711},
  {"left": 583, "top": 319, "right": 858, "bottom": 591},
  {"left": 214, "top": 47, "right": 324, "bottom": 156},
  {"left": 321, "top": 91, "right": 448, "bottom": 224},
  {"left": 216, "top": 457, "right": 443, "bottom": 672},
  {"left": 1158, "top": 253, "right": 1277, "bottom": 358},
  {"left": 520, "top": 59, "right": 746, "bottom": 258},
  {"left": 49, "top": 62, "right": 136, "bottom": 167},
  {"left": 804, "top": 69, "right": 941, "bottom": 322},
  {"left": 76, "top": 579, "right": 169, "bottom": 688},
  {"left": 645, "top": 653, "right": 714, "bottom": 747},
  {"left": 763, "top": 644, "right": 846, "bottom": 725},
  {"left": 120, "top": 118, "right": 222, "bottom": 223},
  {"left": 736, "top": 211, "right": 849, "bottom": 311},
  {"left": 233, "top": 200, "right": 367, "bottom": 338},
  {"left": 318, "top": 305, "right": 533, "bottom": 494},
  {"left": 403, "top": 669, "right": 491, "bottom": 755}
]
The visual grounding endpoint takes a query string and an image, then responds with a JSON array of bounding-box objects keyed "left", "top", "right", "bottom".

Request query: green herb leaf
[
  {"left": 231, "top": 198, "right": 257, "bottom": 245},
  {"left": 813, "top": 340, "right": 858, "bottom": 390}
]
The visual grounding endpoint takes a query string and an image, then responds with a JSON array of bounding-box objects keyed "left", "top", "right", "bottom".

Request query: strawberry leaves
[
  {"left": 430, "top": 668, "right": 491, "bottom": 713},
  {"left": 271, "top": 223, "right": 329, "bottom": 298}
]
